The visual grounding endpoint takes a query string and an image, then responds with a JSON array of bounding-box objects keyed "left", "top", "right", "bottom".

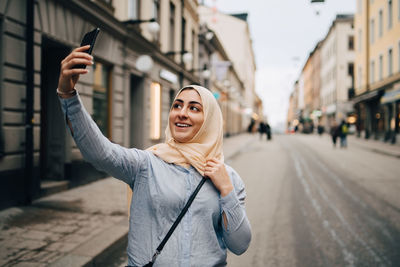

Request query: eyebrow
[{"left": 174, "top": 99, "right": 203, "bottom": 107}]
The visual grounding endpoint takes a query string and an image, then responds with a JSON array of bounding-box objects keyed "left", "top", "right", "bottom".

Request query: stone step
[{"left": 40, "top": 180, "right": 70, "bottom": 197}]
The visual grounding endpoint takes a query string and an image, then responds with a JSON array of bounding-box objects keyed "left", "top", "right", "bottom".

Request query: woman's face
[{"left": 169, "top": 89, "right": 204, "bottom": 143}]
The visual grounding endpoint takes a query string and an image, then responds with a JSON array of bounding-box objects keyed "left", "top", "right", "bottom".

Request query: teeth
[{"left": 176, "top": 123, "right": 190, "bottom": 127}]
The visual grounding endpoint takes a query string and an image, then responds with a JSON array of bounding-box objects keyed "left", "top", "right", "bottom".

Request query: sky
[{"left": 203, "top": 0, "right": 356, "bottom": 130}]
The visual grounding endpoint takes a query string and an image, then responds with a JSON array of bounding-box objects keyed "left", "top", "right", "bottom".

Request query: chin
[{"left": 173, "top": 133, "right": 192, "bottom": 143}]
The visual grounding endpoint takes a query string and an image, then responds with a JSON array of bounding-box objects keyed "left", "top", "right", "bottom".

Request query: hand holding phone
[{"left": 73, "top": 28, "right": 100, "bottom": 69}]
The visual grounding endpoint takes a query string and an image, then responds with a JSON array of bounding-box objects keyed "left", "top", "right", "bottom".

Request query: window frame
[
  {"left": 388, "top": 47, "right": 393, "bottom": 76},
  {"left": 92, "top": 61, "right": 113, "bottom": 139}
]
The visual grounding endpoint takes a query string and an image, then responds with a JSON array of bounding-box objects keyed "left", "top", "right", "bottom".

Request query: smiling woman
[
  {"left": 56, "top": 48, "right": 251, "bottom": 266},
  {"left": 169, "top": 89, "right": 204, "bottom": 143}
]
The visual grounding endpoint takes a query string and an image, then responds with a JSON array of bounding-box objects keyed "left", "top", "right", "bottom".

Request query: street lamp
[
  {"left": 165, "top": 50, "right": 193, "bottom": 65},
  {"left": 124, "top": 18, "right": 160, "bottom": 34},
  {"left": 190, "top": 65, "right": 211, "bottom": 79}
]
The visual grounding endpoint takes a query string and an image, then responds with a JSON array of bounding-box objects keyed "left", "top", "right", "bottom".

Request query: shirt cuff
[
  {"left": 220, "top": 189, "right": 239, "bottom": 211},
  {"left": 58, "top": 91, "right": 83, "bottom": 117}
]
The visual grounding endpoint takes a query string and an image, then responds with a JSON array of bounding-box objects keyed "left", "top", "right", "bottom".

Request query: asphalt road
[
  {"left": 99, "top": 134, "right": 400, "bottom": 266},
  {"left": 227, "top": 134, "right": 400, "bottom": 267}
]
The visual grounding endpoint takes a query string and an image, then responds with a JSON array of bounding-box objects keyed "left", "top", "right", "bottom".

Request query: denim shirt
[{"left": 58, "top": 93, "right": 251, "bottom": 266}]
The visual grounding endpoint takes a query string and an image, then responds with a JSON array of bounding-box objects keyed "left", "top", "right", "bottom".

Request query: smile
[{"left": 175, "top": 123, "right": 191, "bottom": 127}]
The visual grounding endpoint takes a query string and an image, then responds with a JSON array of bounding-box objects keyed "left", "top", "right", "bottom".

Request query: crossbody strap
[{"left": 146, "top": 176, "right": 207, "bottom": 266}]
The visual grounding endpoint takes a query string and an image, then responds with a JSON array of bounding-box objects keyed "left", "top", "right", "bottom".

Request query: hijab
[{"left": 147, "top": 85, "right": 224, "bottom": 176}]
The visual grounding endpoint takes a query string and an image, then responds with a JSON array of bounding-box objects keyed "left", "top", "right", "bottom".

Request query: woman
[{"left": 57, "top": 45, "right": 251, "bottom": 266}]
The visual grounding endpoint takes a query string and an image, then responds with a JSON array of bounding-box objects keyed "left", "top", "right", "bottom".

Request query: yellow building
[{"left": 354, "top": 0, "right": 400, "bottom": 142}]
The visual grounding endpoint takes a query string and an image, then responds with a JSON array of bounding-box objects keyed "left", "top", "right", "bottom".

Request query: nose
[{"left": 178, "top": 106, "right": 188, "bottom": 117}]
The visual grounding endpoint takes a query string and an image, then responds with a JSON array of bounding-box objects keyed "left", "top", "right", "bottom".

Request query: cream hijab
[
  {"left": 127, "top": 85, "right": 223, "bottom": 209},
  {"left": 148, "top": 85, "right": 224, "bottom": 175}
]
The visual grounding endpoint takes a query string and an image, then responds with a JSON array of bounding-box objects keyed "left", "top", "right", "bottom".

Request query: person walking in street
[
  {"left": 330, "top": 121, "right": 340, "bottom": 148},
  {"left": 57, "top": 45, "right": 251, "bottom": 267},
  {"left": 265, "top": 122, "right": 272, "bottom": 140},
  {"left": 339, "top": 120, "right": 348, "bottom": 148},
  {"left": 258, "top": 121, "right": 266, "bottom": 140}
]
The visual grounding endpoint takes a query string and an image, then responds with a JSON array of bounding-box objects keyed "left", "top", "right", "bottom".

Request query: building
[
  {"left": 0, "top": 0, "right": 208, "bottom": 209},
  {"left": 354, "top": 0, "right": 400, "bottom": 143},
  {"left": 320, "top": 14, "right": 355, "bottom": 132},
  {"left": 198, "top": 5, "right": 258, "bottom": 132}
]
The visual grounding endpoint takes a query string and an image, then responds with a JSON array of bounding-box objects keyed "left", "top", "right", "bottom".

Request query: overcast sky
[{"left": 203, "top": 0, "right": 356, "bottom": 129}]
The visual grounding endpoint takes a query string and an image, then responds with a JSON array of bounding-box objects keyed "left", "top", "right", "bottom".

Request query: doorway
[
  {"left": 130, "top": 74, "right": 145, "bottom": 149},
  {"left": 40, "top": 38, "right": 70, "bottom": 181}
]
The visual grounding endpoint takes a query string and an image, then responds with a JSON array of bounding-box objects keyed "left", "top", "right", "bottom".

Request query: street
[
  {"left": 101, "top": 134, "right": 400, "bottom": 267},
  {"left": 227, "top": 134, "right": 400, "bottom": 267}
]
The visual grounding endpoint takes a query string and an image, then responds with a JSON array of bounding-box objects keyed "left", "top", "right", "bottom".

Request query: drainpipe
[
  {"left": 25, "top": 0, "right": 34, "bottom": 204},
  {"left": 179, "top": 0, "right": 184, "bottom": 88}
]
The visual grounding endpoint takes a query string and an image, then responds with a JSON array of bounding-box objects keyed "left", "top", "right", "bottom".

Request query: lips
[{"left": 175, "top": 123, "right": 191, "bottom": 127}]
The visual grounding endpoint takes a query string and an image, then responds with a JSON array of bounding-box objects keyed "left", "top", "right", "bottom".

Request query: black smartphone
[{"left": 73, "top": 28, "right": 100, "bottom": 69}]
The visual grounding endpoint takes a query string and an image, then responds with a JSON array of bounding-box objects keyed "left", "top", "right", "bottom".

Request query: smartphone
[{"left": 73, "top": 28, "right": 100, "bottom": 69}]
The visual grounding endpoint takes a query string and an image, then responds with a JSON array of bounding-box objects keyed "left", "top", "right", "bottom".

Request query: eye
[
  {"left": 172, "top": 103, "right": 182, "bottom": 109},
  {"left": 190, "top": 106, "right": 201, "bottom": 112}
]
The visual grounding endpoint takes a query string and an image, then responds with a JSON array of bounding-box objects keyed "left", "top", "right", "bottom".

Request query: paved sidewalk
[
  {"left": 347, "top": 135, "right": 400, "bottom": 158},
  {"left": 0, "top": 133, "right": 256, "bottom": 267}
]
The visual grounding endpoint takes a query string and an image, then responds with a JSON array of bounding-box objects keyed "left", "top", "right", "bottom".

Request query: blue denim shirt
[{"left": 59, "top": 93, "right": 251, "bottom": 266}]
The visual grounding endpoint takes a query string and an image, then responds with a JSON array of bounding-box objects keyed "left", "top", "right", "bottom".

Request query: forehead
[{"left": 176, "top": 89, "right": 202, "bottom": 103}]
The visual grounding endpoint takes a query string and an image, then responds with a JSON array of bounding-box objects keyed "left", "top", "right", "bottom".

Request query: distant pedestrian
[
  {"left": 258, "top": 121, "right": 266, "bottom": 140},
  {"left": 330, "top": 121, "right": 340, "bottom": 148},
  {"left": 265, "top": 122, "right": 272, "bottom": 140},
  {"left": 339, "top": 120, "right": 349, "bottom": 148},
  {"left": 317, "top": 124, "right": 324, "bottom": 136},
  {"left": 57, "top": 46, "right": 251, "bottom": 266}
]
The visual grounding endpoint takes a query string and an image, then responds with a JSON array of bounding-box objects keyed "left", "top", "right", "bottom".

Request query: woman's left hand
[{"left": 204, "top": 158, "right": 234, "bottom": 197}]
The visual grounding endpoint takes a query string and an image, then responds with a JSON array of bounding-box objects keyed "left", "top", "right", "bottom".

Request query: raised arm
[{"left": 57, "top": 46, "right": 143, "bottom": 186}]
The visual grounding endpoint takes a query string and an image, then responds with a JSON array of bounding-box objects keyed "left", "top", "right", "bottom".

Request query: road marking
[
  {"left": 290, "top": 147, "right": 387, "bottom": 267},
  {"left": 292, "top": 155, "right": 357, "bottom": 267}
]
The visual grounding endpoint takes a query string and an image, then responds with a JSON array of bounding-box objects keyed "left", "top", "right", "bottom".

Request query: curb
[
  {"left": 48, "top": 218, "right": 128, "bottom": 267},
  {"left": 349, "top": 139, "right": 400, "bottom": 159}
]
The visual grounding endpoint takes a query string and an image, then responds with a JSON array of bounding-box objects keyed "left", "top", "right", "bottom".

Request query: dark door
[
  {"left": 130, "top": 74, "right": 145, "bottom": 149},
  {"left": 40, "top": 38, "right": 70, "bottom": 180}
]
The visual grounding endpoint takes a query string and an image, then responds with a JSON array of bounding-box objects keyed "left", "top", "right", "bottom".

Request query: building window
[
  {"left": 358, "top": 67, "right": 362, "bottom": 88},
  {"left": 169, "top": 88, "right": 175, "bottom": 107},
  {"left": 379, "top": 54, "right": 383, "bottom": 80},
  {"left": 93, "top": 62, "right": 111, "bottom": 137},
  {"left": 398, "top": 41, "right": 400, "bottom": 72},
  {"left": 348, "top": 63, "right": 354, "bottom": 76},
  {"left": 379, "top": 9, "right": 383, "bottom": 37},
  {"left": 388, "top": 48, "right": 393, "bottom": 76},
  {"left": 150, "top": 82, "right": 161, "bottom": 140},
  {"left": 191, "top": 29, "right": 195, "bottom": 69},
  {"left": 358, "top": 29, "right": 362, "bottom": 51},
  {"left": 128, "top": 0, "right": 139, "bottom": 20},
  {"left": 370, "top": 19, "right": 375, "bottom": 44},
  {"left": 153, "top": 0, "right": 160, "bottom": 41},
  {"left": 370, "top": 60, "right": 375, "bottom": 83},
  {"left": 398, "top": 0, "right": 400, "bottom": 21},
  {"left": 169, "top": 1, "right": 175, "bottom": 52},
  {"left": 388, "top": 0, "right": 393, "bottom": 29},
  {"left": 182, "top": 17, "right": 186, "bottom": 53},
  {"left": 348, "top": 36, "right": 354, "bottom": 50}
]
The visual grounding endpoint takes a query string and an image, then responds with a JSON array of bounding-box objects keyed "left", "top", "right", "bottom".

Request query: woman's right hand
[{"left": 58, "top": 45, "right": 93, "bottom": 94}]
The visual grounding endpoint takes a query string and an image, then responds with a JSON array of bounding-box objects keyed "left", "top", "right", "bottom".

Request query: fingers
[
  {"left": 63, "top": 58, "right": 93, "bottom": 70},
  {"left": 74, "top": 45, "right": 91, "bottom": 52},
  {"left": 62, "top": 52, "right": 93, "bottom": 67},
  {"left": 61, "top": 68, "right": 89, "bottom": 77}
]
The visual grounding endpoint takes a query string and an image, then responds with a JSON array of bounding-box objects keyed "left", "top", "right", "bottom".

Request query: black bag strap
[{"left": 144, "top": 176, "right": 207, "bottom": 266}]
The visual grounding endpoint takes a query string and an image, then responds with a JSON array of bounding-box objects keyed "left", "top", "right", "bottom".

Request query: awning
[
  {"left": 352, "top": 90, "right": 380, "bottom": 104},
  {"left": 381, "top": 88, "right": 400, "bottom": 104}
]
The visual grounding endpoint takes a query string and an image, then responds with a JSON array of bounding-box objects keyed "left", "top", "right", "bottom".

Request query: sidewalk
[
  {"left": 0, "top": 133, "right": 256, "bottom": 267},
  {"left": 347, "top": 135, "right": 400, "bottom": 158}
]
